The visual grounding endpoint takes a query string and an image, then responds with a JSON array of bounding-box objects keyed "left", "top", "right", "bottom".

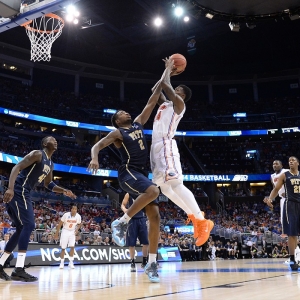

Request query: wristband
[{"left": 47, "top": 181, "right": 57, "bottom": 191}]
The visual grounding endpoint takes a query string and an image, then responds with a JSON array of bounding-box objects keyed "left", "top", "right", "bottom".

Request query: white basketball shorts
[
  {"left": 60, "top": 229, "right": 76, "bottom": 249},
  {"left": 150, "top": 139, "right": 183, "bottom": 186}
]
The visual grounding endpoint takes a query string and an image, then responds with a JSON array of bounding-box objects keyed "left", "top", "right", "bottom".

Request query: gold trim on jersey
[
  {"left": 121, "top": 142, "right": 137, "bottom": 180},
  {"left": 22, "top": 163, "right": 36, "bottom": 209},
  {"left": 43, "top": 150, "right": 50, "bottom": 160},
  {"left": 124, "top": 182, "right": 140, "bottom": 194},
  {"left": 15, "top": 201, "right": 23, "bottom": 225}
]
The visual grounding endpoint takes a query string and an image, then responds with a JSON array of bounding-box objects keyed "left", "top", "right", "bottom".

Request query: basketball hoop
[{"left": 21, "top": 13, "right": 64, "bottom": 62}]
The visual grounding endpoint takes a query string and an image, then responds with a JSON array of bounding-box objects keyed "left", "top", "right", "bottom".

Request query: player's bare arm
[
  {"left": 88, "top": 130, "right": 123, "bottom": 174},
  {"left": 135, "top": 82, "right": 162, "bottom": 125},
  {"left": 264, "top": 173, "right": 285, "bottom": 208},
  {"left": 160, "top": 58, "right": 185, "bottom": 114},
  {"left": 43, "top": 171, "right": 76, "bottom": 199},
  {"left": 121, "top": 193, "right": 129, "bottom": 213},
  {"left": 54, "top": 220, "right": 64, "bottom": 240},
  {"left": 151, "top": 80, "right": 166, "bottom": 106},
  {"left": 3, "top": 150, "right": 42, "bottom": 203}
]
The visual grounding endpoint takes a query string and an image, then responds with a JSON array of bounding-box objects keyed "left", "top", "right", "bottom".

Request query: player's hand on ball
[{"left": 162, "top": 57, "right": 177, "bottom": 75}]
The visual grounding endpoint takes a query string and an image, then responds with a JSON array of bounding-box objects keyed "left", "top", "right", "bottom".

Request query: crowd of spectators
[{"left": 1, "top": 77, "right": 300, "bottom": 131}]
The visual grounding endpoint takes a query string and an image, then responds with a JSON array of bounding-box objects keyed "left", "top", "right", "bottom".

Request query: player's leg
[
  {"left": 68, "top": 232, "right": 76, "bottom": 269},
  {"left": 144, "top": 202, "right": 160, "bottom": 283},
  {"left": 136, "top": 217, "right": 149, "bottom": 268},
  {"left": 0, "top": 203, "right": 22, "bottom": 281},
  {"left": 119, "top": 171, "right": 159, "bottom": 219},
  {"left": 59, "top": 230, "right": 69, "bottom": 268},
  {"left": 280, "top": 198, "right": 285, "bottom": 224},
  {"left": 141, "top": 244, "right": 149, "bottom": 268},
  {"left": 111, "top": 171, "right": 159, "bottom": 247},
  {"left": 171, "top": 181, "right": 214, "bottom": 246},
  {"left": 10, "top": 191, "right": 37, "bottom": 282},
  {"left": 283, "top": 201, "right": 300, "bottom": 270},
  {"left": 125, "top": 219, "right": 138, "bottom": 272},
  {"left": 59, "top": 248, "right": 66, "bottom": 268}
]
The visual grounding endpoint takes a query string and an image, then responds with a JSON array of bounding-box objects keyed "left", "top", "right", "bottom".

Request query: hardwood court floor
[{"left": 1, "top": 258, "right": 299, "bottom": 300}]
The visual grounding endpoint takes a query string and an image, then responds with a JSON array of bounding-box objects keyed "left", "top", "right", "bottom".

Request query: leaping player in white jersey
[
  {"left": 54, "top": 203, "right": 81, "bottom": 269},
  {"left": 150, "top": 56, "right": 214, "bottom": 247},
  {"left": 264, "top": 160, "right": 300, "bottom": 264}
]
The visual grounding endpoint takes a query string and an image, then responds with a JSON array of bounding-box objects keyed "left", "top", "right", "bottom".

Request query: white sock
[
  {"left": 119, "top": 213, "right": 131, "bottom": 223},
  {"left": 0, "top": 252, "right": 11, "bottom": 266},
  {"left": 69, "top": 257, "right": 74, "bottom": 262},
  {"left": 16, "top": 252, "right": 26, "bottom": 268},
  {"left": 60, "top": 258, "right": 65, "bottom": 264},
  {"left": 148, "top": 253, "right": 157, "bottom": 264}
]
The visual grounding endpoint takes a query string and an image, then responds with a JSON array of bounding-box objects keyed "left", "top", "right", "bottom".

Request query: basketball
[{"left": 170, "top": 53, "right": 187, "bottom": 74}]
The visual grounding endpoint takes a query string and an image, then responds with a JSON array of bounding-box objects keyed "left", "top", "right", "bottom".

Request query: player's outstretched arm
[
  {"left": 88, "top": 130, "right": 122, "bottom": 174},
  {"left": 135, "top": 82, "right": 162, "bottom": 125},
  {"left": 44, "top": 171, "right": 77, "bottom": 199}
]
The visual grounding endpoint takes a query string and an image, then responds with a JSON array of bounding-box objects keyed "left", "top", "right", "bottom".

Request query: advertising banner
[{"left": 10, "top": 244, "right": 181, "bottom": 266}]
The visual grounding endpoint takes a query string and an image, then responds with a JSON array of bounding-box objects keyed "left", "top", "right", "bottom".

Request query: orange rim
[{"left": 21, "top": 13, "right": 64, "bottom": 34}]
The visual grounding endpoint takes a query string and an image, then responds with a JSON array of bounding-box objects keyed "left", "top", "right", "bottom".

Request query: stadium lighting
[
  {"left": 183, "top": 16, "right": 190, "bottom": 22},
  {"left": 66, "top": 14, "right": 74, "bottom": 22},
  {"left": 205, "top": 13, "right": 214, "bottom": 19},
  {"left": 174, "top": 7, "right": 184, "bottom": 17},
  {"left": 65, "top": 4, "right": 80, "bottom": 23},
  {"left": 154, "top": 17, "right": 163, "bottom": 27},
  {"left": 229, "top": 22, "right": 240, "bottom": 32},
  {"left": 66, "top": 5, "right": 76, "bottom": 15}
]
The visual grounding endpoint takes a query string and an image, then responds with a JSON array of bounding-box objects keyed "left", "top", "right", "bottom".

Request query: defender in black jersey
[
  {"left": 88, "top": 79, "right": 163, "bottom": 282},
  {"left": 0, "top": 136, "right": 76, "bottom": 282},
  {"left": 265, "top": 156, "right": 300, "bottom": 271}
]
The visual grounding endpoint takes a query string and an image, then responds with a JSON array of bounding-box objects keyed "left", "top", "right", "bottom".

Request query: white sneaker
[
  {"left": 59, "top": 263, "right": 64, "bottom": 269},
  {"left": 69, "top": 262, "right": 75, "bottom": 269}
]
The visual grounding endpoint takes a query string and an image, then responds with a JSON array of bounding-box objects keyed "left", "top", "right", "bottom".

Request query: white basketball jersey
[
  {"left": 152, "top": 101, "right": 185, "bottom": 142},
  {"left": 61, "top": 212, "right": 81, "bottom": 231},
  {"left": 271, "top": 168, "right": 289, "bottom": 198}
]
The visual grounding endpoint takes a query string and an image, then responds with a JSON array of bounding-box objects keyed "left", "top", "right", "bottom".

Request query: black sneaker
[
  {"left": 11, "top": 265, "right": 38, "bottom": 282},
  {"left": 290, "top": 262, "right": 299, "bottom": 271},
  {"left": 130, "top": 262, "right": 136, "bottom": 272},
  {"left": 0, "top": 265, "right": 11, "bottom": 281}
]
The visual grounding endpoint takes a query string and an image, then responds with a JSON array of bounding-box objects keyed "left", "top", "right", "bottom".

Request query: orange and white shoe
[{"left": 195, "top": 219, "right": 214, "bottom": 246}]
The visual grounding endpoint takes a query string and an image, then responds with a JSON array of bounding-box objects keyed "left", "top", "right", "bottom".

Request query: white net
[{"left": 23, "top": 13, "right": 64, "bottom": 62}]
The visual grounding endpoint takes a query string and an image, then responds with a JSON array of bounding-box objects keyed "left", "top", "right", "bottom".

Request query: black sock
[
  {"left": 131, "top": 259, "right": 135, "bottom": 264},
  {"left": 290, "top": 255, "right": 295, "bottom": 262},
  {"left": 142, "top": 257, "right": 147, "bottom": 265}
]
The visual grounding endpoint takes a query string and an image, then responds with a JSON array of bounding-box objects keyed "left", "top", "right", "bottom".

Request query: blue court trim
[{"left": 177, "top": 268, "right": 290, "bottom": 273}]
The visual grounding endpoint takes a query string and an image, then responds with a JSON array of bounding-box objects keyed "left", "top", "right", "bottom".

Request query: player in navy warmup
[
  {"left": 0, "top": 136, "right": 76, "bottom": 282},
  {"left": 121, "top": 193, "right": 150, "bottom": 272}
]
